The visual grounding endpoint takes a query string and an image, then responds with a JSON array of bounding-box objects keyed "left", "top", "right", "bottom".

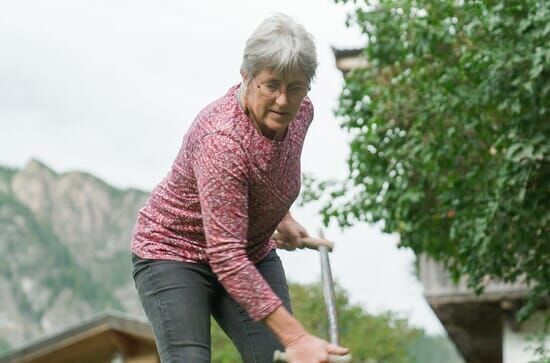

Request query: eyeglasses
[{"left": 253, "top": 77, "right": 310, "bottom": 100}]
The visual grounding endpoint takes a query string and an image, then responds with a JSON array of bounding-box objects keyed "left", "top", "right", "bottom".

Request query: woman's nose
[{"left": 275, "top": 91, "right": 289, "bottom": 106}]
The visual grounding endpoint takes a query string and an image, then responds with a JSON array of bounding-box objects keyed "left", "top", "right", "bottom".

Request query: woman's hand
[
  {"left": 265, "top": 306, "right": 349, "bottom": 363},
  {"left": 275, "top": 212, "right": 309, "bottom": 250},
  {"left": 285, "top": 333, "right": 349, "bottom": 363}
]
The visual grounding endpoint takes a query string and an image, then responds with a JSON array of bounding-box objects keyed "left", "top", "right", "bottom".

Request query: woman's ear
[
  {"left": 240, "top": 70, "right": 248, "bottom": 83},
  {"left": 240, "top": 72, "right": 250, "bottom": 95}
]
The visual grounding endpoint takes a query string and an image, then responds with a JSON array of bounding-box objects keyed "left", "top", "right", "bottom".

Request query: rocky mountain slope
[{"left": 0, "top": 159, "right": 149, "bottom": 350}]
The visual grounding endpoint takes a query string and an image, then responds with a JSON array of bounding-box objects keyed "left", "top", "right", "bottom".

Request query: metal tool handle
[
  {"left": 273, "top": 350, "right": 352, "bottom": 363},
  {"left": 272, "top": 232, "right": 334, "bottom": 251},
  {"left": 319, "top": 244, "right": 339, "bottom": 345}
]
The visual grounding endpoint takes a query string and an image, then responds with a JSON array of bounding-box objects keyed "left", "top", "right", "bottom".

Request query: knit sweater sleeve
[{"left": 192, "top": 132, "right": 283, "bottom": 321}]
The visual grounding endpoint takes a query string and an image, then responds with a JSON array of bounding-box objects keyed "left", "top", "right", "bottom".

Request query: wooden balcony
[{"left": 420, "top": 255, "right": 529, "bottom": 305}]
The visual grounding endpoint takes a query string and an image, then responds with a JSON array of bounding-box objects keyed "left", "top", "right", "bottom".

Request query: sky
[{"left": 0, "top": 0, "right": 444, "bottom": 334}]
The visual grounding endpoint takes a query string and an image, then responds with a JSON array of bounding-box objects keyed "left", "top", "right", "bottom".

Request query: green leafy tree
[{"left": 303, "top": 0, "right": 549, "bottom": 319}]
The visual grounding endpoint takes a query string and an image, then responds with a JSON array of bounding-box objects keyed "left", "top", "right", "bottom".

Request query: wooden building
[{"left": 0, "top": 312, "right": 159, "bottom": 363}]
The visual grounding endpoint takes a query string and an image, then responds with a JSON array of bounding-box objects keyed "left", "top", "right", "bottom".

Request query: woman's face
[{"left": 244, "top": 68, "right": 309, "bottom": 138}]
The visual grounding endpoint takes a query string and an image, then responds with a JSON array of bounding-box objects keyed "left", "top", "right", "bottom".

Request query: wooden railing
[{"left": 418, "top": 255, "right": 529, "bottom": 304}]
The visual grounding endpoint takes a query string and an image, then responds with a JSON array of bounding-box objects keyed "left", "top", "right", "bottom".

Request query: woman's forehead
[{"left": 256, "top": 68, "right": 308, "bottom": 83}]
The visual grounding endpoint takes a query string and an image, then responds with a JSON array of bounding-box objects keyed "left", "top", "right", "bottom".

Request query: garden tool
[{"left": 272, "top": 230, "right": 352, "bottom": 363}]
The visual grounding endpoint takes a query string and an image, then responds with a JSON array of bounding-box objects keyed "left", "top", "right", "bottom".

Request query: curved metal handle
[{"left": 273, "top": 350, "right": 352, "bottom": 363}]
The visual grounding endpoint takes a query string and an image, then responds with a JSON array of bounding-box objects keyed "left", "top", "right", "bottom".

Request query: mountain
[{"left": 0, "top": 159, "right": 149, "bottom": 350}]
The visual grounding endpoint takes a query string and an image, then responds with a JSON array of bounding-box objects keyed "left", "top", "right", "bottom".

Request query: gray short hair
[{"left": 241, "top": 13, "right": 318, "bottom": 85}]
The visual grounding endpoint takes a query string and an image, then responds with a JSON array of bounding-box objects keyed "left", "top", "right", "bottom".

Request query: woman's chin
[
  {"left": 266, "top": 115, "right": 293, "bottom": 129},
  {"left": 264, "top": 122, "right": 287, "bottom": 137}
]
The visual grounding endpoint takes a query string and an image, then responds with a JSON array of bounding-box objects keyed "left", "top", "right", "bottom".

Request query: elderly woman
[{"left": 131, "top": 13, "right": 349, "bottom": 363}]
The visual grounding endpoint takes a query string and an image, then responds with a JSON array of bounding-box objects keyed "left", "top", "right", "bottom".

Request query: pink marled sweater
[{"left": 131, "top": 84, "right": 313, "bottom": 320}]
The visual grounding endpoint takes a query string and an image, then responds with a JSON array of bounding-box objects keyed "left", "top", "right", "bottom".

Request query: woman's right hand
[{"left": 284, "top": 333, "right": 349, "bottom": 363}]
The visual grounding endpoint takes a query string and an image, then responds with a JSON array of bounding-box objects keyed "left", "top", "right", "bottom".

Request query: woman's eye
[{"left": 266, "top": 83, "right": 280, "bottom": 91}]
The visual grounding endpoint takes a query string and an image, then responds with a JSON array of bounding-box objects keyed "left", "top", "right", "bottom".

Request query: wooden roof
[
  {"left": 0, "top": 311, "right": 158, "bottom": 363},
  {"left": 331, "top": 47, "right": 367, "bottom": 74}
]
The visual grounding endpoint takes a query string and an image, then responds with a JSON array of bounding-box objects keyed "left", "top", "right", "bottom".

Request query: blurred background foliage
[{"left": 211, "top": 282, "right": 464, "bottom": 363}]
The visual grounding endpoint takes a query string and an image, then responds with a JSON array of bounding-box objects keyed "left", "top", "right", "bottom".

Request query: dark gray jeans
[{"left": 132, "top": 249, "right": 291, "bottom": 363}]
